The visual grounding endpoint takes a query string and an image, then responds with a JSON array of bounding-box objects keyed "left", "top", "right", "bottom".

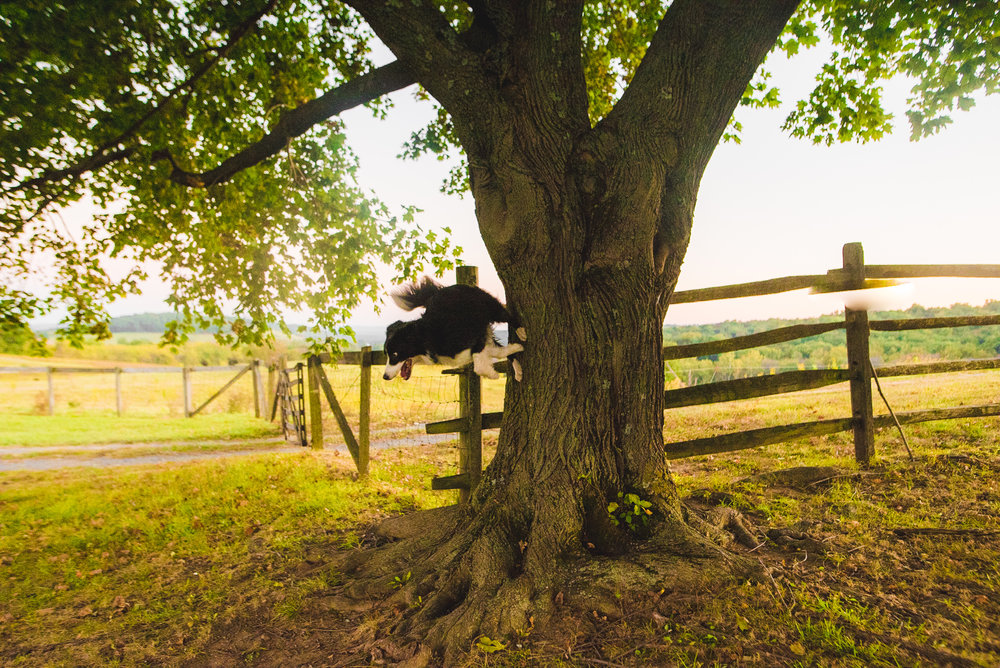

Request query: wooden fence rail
[
  {"left": 664, "top": 404, "right": 1000, "bottom": 460},
  {"left": 426, "top": 243, "right": 1000, "bottom": 497},
  {"left": 0, "top": 362, "right": 267, "bottom": 418}
]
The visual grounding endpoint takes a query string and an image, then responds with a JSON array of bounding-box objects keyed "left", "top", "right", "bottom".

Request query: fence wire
[{"left": 370, "top": 371, "right": 461, "bottom": 427}]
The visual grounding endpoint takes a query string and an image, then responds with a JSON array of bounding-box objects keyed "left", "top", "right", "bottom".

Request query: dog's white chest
[{"left": 421, "top": 350, "right": 473, "bottom": 367}]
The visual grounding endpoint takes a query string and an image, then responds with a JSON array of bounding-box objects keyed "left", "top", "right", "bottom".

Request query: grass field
[
  {"left": 0, "top": 354, "right": 490, "bottom": 447},
  {"left": 0, "top": 449, "right": 453, "bottom": 666},
  {"left": 1, "top": 359, "right": 999, "bottom": 665},
  {"left": 0, "top": 415, "right": 280, "bottom": 449}
]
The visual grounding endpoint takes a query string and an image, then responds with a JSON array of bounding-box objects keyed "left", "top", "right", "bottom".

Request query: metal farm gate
[{"left": 271, "top": 363, "right": 307, "bottom": 447}]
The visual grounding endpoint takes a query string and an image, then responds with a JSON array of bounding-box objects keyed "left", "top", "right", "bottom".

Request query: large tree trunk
[
  {"left": 335, "top": 0, "right": 801, "bottom": 660},
  {"left": 343, "top": 172, "right": 742, "bottom": 661},
  {"left": 412, "top": 160, "right": 717, "bottom": 648},
  {"left": 483, "top": 179, "right": 688, "bottom": 548}
]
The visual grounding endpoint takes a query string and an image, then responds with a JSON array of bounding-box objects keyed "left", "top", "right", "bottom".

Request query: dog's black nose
[{"left": 382, "top": 373, "right": 390, "bottom": 380}]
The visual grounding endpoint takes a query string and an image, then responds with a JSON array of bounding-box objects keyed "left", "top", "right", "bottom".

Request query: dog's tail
[{"left": 390, "top": 276, "right": 443, "bottom": 311}]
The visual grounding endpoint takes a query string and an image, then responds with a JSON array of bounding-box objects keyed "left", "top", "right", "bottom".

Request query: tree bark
[{"left": 334, "top": 1, "right": 801, "bottom": 660}]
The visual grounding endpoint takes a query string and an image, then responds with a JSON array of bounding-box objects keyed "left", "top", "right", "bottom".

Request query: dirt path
[{"left": 0, "top": 432, "right": 456, "bottom": 471}]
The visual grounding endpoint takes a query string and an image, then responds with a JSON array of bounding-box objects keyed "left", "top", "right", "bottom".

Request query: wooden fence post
[
  {"left": 359, "top": 345, "right": 372, "bottom": 476},
  {"left": 251, "top": 360, "right": 264, "bottom": 418},
  {"left": 266, "top": 361, "right": 276, "bottom": 421},
  {"left": 182, "top": 367, "right": 193, "bottom": 417},
  {"left": 843, "top": 242, "right": 875, "bottom": 465},
  {"left": 456, "top": 265, "right": 483, "bottom": 502},
  {"left": 47, "top": 367, "right": 55, "bottom": 416},
  {"left": 271, "top": 356, "right": 287, "bottom": 422},
  {"left": 115, "top": 368, "right": 123, "bottom": 417},
  {"left": 307, "top": 355, "right": 324, "bottom": 449}
]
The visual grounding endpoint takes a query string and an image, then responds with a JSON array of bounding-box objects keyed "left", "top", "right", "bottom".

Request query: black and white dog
[{"left": 382, "top": 277, "right": 525, "bottom": 381}]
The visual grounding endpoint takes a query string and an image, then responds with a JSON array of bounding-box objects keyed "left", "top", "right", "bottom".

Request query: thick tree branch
[
  {"left": 152, "top": 60, "right": 415, "bottom": 187},
  {"left": 609, "top": 0, "right": 800, "bottom": 164},
  {"left": 6, "top": 0, "right": 280, "bottom": 197},
  {"left": 341, "top": 1, "right": 502, "bottom": 141},
  {"left": 508, "top": 3, "right": 590, "bottom": 134},
  {"left": 576, "top": 0, "right": 800, "bottom": 282}
]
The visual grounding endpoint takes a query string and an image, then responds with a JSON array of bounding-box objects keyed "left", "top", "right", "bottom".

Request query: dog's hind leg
[{"left": 510, "top": 358, "right": 523, "bottom": 382}]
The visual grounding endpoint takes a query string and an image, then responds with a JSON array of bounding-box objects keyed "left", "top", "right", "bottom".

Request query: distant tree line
[
  {"left": 663, "top": 301, "right": 1000, "bottom": 385},
  {"left": 107, "top": 312, "right": 213, "bottom": 334},
  {"left": 5, "top": 303, "right": 999, "bottom": 376}
]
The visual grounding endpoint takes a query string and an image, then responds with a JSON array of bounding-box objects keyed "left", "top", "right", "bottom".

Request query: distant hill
[
  {"left": 108, "top": 312, "right": 191, "bottom": 333},
  {"left": 104, "top": 313, "right": 383, "bottom": 343},
  {"left": 101, "top": 302, "right": 1000, "bottom": 363},
  {"left": 350, "top": 325, "right": 389, "bottom": 349},
  {"left": 105, "top": 312, "right": 382, "bottom": 345}
]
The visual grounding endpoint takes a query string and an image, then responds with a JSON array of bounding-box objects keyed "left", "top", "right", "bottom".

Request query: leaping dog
[{"left": 382, "top": 277, "right": 525, "bottom": 382}]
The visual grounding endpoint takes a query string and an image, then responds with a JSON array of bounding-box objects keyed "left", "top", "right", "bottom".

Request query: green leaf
[{"left": 475, "top": 636, "right": 507, "bottom": 653}]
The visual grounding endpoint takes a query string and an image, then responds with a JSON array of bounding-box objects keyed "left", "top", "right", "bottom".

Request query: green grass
[
  {"left": 649, "top": 411, "right": 1000, "bottom": 667},
  {"left": 0, "top": 414, "right": 281, "bottom": 447},
  {"left": 0, "top": 449, "right": 452, "bottom": 666},
  {"left": 0, "top": 353, "right": 485, "bottom": 443},
  {"left": 1, "top": 364, "right": 999, "bottom": 665}
]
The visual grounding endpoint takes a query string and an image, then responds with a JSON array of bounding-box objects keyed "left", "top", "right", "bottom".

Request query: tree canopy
[{"left": 1, "top": 0, "right": 997, "bottom": 346}]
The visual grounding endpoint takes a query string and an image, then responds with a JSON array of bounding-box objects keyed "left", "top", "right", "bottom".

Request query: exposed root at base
[{"left": 323, "top": 502, "right": 765, "bottom": 665}]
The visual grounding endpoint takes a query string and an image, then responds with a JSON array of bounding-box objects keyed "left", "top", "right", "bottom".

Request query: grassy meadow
[
  {"left": 0, "top": 449, "right": 453, "bottom": 666},
  {"left": 0, "top": 352, "right": 490, "bottom": 449},
  {"left": 0, "top": 363, "right": 998, "bottom": 664}
]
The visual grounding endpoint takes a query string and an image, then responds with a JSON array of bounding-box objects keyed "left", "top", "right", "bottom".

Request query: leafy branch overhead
[{"left": 1, "top": 0, "right": 997, "bottom": 345}]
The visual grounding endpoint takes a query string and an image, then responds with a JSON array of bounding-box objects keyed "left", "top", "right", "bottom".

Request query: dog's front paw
[
  {"left": 506, "top": 343, "right": 524, "bottom": 355},
  {"left": 515, "top": 327, "right": 527, "bottom": 341}
]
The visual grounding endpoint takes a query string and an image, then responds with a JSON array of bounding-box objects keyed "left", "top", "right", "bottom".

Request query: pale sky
[
  {"left": 88, "top": 43, "right": 999, "bottom": 329},
  {"left": 339, "top": 44, "right": 1000, "bottom": 327}
]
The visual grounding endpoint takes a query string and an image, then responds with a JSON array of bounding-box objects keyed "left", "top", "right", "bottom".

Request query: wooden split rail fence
[
  {"left": 0, "top": 350, "right": 384, "bottom": 476},
  {"left": 285, "top": 266, "right": 484, "bottom": 496},
  {"left": 0, "top": 361, "right": 270, "bottom": 418},
  {"left": 0, "top": 349, "right": 383, "bottom": 477},
  {"left": 8, "top": 245, "right": 997, "bottom": 495},
  {"left": 425, "top": 243, "right": 1000, "bottom": 498}
]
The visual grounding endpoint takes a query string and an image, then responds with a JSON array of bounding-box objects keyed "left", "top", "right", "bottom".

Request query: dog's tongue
[{"left": 401, "top": 358, "right": 413, "bottom": 380}]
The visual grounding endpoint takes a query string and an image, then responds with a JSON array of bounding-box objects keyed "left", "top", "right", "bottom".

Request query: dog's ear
[{"left": 385, "top": 320, "right": 407, "bottom": 340}]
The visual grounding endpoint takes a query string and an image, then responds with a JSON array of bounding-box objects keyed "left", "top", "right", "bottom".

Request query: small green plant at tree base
[
  {"left": 476, "top": 636, "right": 507, "bottom": 653},
  {"left": 392, "top": 571, "right": 411, "bottom": 589},
  {"left": 241, "top": 645, "right": 266, "bottom": 664},
  {"left": 608, "top": 492, "right": 654, "bottom": 533}
]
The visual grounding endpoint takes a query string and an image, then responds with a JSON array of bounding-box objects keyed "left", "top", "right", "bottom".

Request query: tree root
[
  {"left": 766, "top": 527, "right": 827, "bottom": 554},
  {"left": 686, "top": 465, "right": 836, "bottom": 555},
  {"left": 322, "top": 498, "right": 765, "bottom": 665}
]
